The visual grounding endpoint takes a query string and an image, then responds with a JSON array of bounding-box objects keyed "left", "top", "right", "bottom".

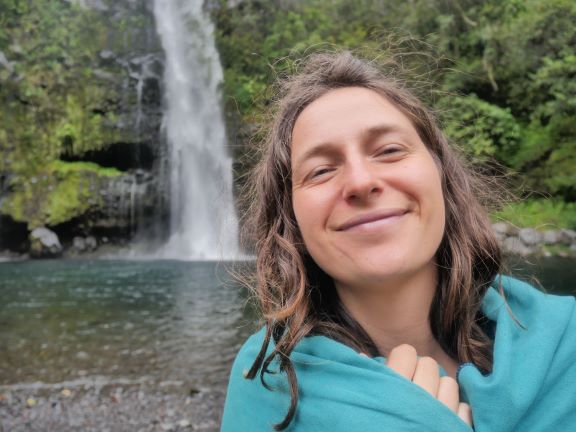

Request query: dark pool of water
[{"left": 505, "top": 255, "right": 576, "bottom": 296}]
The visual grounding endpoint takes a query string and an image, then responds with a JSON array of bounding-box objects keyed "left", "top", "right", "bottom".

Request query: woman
[{"left": 221, "top": 51, "right": 576, "bottom": 431}]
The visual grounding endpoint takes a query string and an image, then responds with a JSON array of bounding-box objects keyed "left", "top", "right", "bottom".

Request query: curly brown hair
[{"left": 241, "top": 50, "right": 501, "bottom": 430}]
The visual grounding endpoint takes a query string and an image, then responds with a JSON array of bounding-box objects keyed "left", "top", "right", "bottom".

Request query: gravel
[{"left": 0, "top": 380, "right": 225, "bottom": 432}]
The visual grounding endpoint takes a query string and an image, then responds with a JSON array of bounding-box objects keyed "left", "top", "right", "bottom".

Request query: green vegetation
[
  {"left": 0, "top": 0, "right": 153, "bottom": 230},
  {"left": 1, "top": 161, "right": 121, "bottom": 228},
  {"left": 1, "top": 0, "right": 574, "bottom": 235},
  {"left": 541, "top": 243, "right": 573, "bottom": 257},
  {"left": 0, "top": 1, "right": 118, "bottom": 165},
  {"left": 213, "top": 0, "right": 576, "bottom": 208},
  {"left": 493, "top": 199, "right": 576, "bottom": 231}
]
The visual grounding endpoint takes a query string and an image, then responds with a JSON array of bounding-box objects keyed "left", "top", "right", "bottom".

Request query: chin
[{"left": 328, "top": 251, "right": 436, "bottom": 290}]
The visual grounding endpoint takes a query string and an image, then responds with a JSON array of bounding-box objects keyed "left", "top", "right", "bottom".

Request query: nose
[{"left": 341, "top": 158, "right": 383, "bottom": 203}]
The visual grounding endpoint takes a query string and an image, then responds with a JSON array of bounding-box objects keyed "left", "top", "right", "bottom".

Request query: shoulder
[
  {"left": 224, "top": 326, "right": 272, "bottom": 394},
  {"left": 459, "top": 277, "right": 576, "bottom": 430},
  {"left": 221, "top": 328, "right": 289, "bottom": 431},
  {"left": 231, "top": 327, "right": 268, "bottom": 369}
]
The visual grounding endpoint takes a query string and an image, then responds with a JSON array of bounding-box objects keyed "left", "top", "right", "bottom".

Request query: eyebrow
[
  {"left": 292, "top": 123, "right": 406, "bottom": 168},
  {"left": 360, "top": 124, "right": 406, "bottom": 142}
]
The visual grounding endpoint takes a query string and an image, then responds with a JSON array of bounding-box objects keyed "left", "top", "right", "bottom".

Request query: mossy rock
[{"left": 1, "top": 161, "right": 121, "bottom": 229}]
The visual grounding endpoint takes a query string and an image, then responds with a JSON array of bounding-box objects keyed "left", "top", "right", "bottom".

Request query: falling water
[{"left": 153, "top": 0, "right": 239, "bottom": 260}]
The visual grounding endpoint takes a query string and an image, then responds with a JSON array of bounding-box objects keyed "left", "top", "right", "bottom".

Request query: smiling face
[{"left": 291, "top": 87, "right": 446, "bottom": 292}]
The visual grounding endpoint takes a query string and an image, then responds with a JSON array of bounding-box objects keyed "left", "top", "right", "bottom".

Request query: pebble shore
[{"left": 0, "top": 380, "right": 224, "bottom": 432}]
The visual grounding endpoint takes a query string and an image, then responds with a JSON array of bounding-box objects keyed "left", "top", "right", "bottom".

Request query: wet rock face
[
  {"left": 107, "top": 51, "right": 164, "bottom": 143},
  {"left": 92, "top": 170, "right": 164, "bottom": 231}
]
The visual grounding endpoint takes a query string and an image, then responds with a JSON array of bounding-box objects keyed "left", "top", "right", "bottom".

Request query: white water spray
[{"left": 154, "top": 0, "right": 239, "bottom": 260}]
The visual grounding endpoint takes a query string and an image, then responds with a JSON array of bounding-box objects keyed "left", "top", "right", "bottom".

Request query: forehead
[{"left": 291, "top": 87, "right": 421, "bottom": 159}]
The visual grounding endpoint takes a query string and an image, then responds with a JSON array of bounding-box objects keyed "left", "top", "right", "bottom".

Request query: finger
[
  {"left": 387, "top": 344, "right": 417, "bottom": 380},
  {"left": 457, "top": 402, "right": 473, "bottom": 427},
  {"left": 437, "top": 376, "right": 460, "bottom": 412},
  {"left": 412, "top": 356, "right": 440, "bottom": 396}
]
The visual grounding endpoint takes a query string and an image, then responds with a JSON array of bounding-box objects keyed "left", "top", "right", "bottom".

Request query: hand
[{"left": 386, "top": 344, "right": 473, "bottom": 428}]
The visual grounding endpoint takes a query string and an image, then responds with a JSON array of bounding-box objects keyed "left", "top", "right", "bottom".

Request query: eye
[
  {"left": 376, "top": 144, "right": 405, "bottom": 158},
  {"left": 303, "top": 165, "right": 336, "bottom": 183},
  {"left": 310, "top": 167, "right": 334, "bottom": 178}
]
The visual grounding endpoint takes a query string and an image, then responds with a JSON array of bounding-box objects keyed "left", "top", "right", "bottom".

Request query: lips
[{"left": 335, "top": 209, "right": 409, "bottom": 231}]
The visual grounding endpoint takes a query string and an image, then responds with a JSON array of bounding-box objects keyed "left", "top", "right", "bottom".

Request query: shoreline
[
  {"left": 493, "top": 222, "right": 576, "bottom": 258},
  {"left": 2, "top": 223, "right": 576, "bottom": 261}
]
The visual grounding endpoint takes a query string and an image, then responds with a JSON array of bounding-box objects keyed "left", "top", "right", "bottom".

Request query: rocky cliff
[{"left": 0, "top": 0, "right": 167, "bottom": 257}]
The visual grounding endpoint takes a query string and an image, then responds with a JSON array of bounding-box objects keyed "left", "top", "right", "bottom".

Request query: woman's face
[{"left": 291, "top": 87, "right": 445, "bottom": 290}]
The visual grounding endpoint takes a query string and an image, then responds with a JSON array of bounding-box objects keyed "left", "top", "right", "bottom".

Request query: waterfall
[{"left": 153, "top": 0, "right": 239, "bottom": 260}]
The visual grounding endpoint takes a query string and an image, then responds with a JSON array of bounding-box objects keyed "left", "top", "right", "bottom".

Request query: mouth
[{"left": 335, "top": 208, "right": 409, "bottom": 232}]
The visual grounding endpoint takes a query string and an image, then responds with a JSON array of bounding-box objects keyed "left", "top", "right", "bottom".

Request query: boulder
[
  {"left": 518, "top": 228, "right": 542, "bottom": 246},
  {"left": 29, "top": 227, "right": 63, "bottom": 258},
  {"left": 502, "top": 236, "right": 535, "bottom": 257},
  {"left": 72, "top": 236, "right": 87, "bottom": 253},
  {"left": 492, "top": 222, "right": 513, "bottom": 236},
  {"left": 542, "top": 230, "right": 563, "bottom": 245},
  {"left": 72, "top": 236, "right": 98, "bottom": 254},
  {"left": 85, "top": 236, "right": 98, "bottom": 251},
  {"left": 560, "top": 229, "right": 576, "bottom": 246}
]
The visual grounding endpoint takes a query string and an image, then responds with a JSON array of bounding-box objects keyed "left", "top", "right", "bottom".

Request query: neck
[{"left": 335, "top": 264, "right": 458, "bottom": 376}]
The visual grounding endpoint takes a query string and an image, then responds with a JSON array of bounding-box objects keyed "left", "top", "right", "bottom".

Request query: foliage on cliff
[
  {"left": 213, "top": 0, "right": 576, "bottom": 204},
  {"left": 0, "top": 0, "right": 156, "bottom": 230},
  {"left": 1, "top": 1, "right": 115, "bottom": 169},
  {"left": 2, "top": 161, "right": 121, "bottom": 229}
]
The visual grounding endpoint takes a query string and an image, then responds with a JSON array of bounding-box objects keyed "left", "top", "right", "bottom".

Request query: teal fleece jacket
[{"left": 221, "top": 276, "right": 576, "bottom": 431}]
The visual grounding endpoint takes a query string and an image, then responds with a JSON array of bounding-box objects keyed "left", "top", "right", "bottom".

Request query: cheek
[
  {"left": 292, "top": 192, "right": 312, "bottom": 240},
  {"left": 423, "top": 169, "right": 446, "bottom": 241},
  {"left": 292, "top": 189, "right": 329, "bottom": 249},
  {"left": 406, "top": 162, "right": 445, "bottom": 231}
]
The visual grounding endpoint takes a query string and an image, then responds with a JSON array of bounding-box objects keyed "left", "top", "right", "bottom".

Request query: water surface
[
  {"left": 0, "top": 260, "right": 256, "bottom": 389},
  {"left": 0, "top": 257, "right": 574, "bottom": 389}
]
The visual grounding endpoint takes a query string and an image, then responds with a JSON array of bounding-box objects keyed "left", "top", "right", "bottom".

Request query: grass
[{"left": 492, "top": 198, "right": 576, "bottom": 231}]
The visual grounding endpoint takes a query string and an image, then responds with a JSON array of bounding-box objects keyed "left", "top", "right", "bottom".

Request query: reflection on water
[
  {"left": 0, "top": 260, "right": 257, "bottom": 388},
  {"left": 0, "top": 257, "right": 574, "bottom": 388}
]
